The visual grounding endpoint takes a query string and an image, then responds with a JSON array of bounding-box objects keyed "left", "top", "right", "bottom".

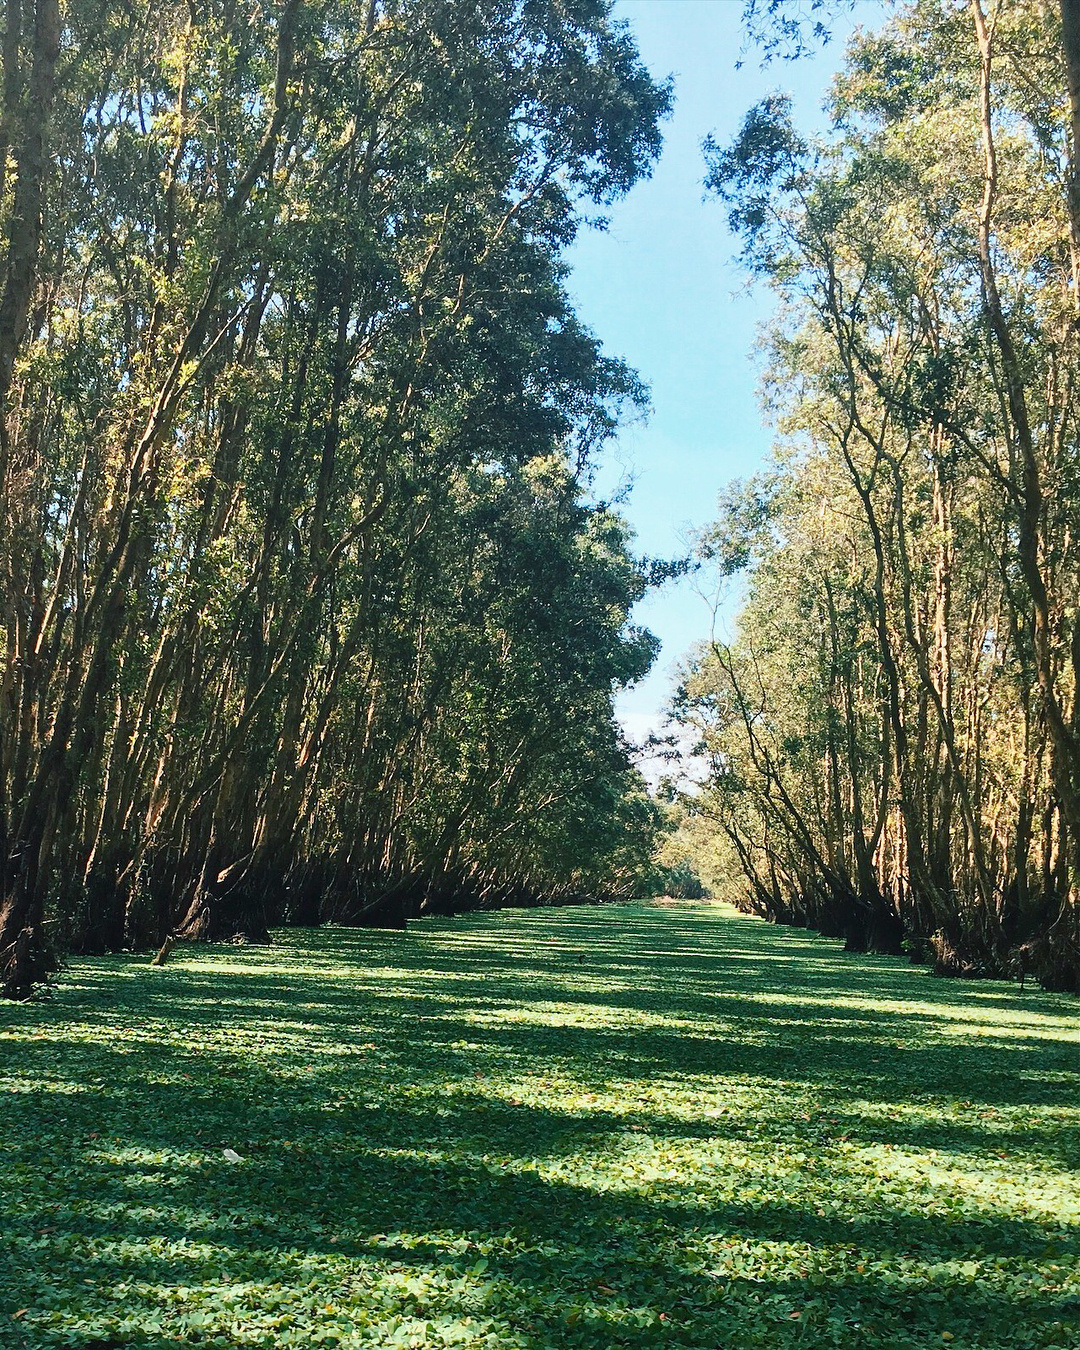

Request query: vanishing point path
[{"left": 1, "top": 904, "right": 1077, "bottom": 1349}]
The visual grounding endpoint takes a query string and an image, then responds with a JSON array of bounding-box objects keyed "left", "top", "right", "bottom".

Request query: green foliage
[
  {"left": 1, "top": 905, "right": 1077, "bottom": 1347},
  {"left": 0, "top": 0, "right": 672, "bottom": 987},
  {"left": 740, "top": 0, "right": 859, "bottom": 65},
  {"left": 688, "top": 0, "right": 1080, "bottom": 991}
]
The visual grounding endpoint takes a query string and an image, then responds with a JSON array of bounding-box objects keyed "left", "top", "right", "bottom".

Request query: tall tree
[
  {"left": 683, "top": 0, "right": 1080, "bottom": 991},
  {"left": 0, "top": 0, "right": 671, "bottom": 997}
]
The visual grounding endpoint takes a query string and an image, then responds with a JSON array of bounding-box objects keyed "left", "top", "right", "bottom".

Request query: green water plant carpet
[{"left": 0, "top": 904, "right": 1076, "bottom": 1348}]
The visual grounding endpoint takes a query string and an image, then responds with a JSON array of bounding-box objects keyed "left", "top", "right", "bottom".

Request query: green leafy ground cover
[{"left": 0, "top": 904, "right": 1077, "bottom": 1350}]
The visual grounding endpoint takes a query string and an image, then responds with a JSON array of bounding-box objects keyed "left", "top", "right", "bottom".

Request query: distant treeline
[
  {"left": 679, "top": 0, "right": 1080, "bottom": 993},
  {"left": 0, "top": 0, "right": 671, "bottom": 997}
]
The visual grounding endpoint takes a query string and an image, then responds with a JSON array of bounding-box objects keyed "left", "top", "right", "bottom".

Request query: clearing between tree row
[{"left": 0, "top": 904, "right": 1076, "bottom": 1349}]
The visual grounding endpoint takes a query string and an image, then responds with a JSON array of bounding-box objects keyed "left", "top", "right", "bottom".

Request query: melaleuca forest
[{"left": 0, "top": 2, "right": 1076, "bottom": 1348}]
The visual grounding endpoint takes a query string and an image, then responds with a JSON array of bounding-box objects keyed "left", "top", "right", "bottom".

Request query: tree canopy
[
  {"left": 679, "top": 0, "right": 1080, "bottom": 992},
  {"left": 0, "top": 0, "right": 672, "bottom": 997}
]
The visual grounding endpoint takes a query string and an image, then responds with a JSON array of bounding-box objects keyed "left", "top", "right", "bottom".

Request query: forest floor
[{"left": 0, "top": 904, "right": 1077, "bottom": 1350}]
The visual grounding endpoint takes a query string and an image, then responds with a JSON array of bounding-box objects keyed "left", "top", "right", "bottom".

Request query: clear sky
[{"left": 566, "top": 0, "right": 882, "bottom": 761}]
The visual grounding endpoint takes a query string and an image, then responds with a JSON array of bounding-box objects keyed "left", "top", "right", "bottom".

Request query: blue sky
[{"left": 566, "top": 0, "right": 881, "bottom": 757}]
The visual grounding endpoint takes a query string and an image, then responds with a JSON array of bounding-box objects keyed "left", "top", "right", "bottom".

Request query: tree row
[
  {"left": 0, "top": 0, "right": 671, "bottom": 997},
  {"left": 679, "top": 0, "right": 1080, "bottom": 992}
]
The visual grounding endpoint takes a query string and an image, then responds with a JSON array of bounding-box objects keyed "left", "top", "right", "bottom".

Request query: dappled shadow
[{"left": 0, "top": 904, "right": 1077, "bottom": 1348}]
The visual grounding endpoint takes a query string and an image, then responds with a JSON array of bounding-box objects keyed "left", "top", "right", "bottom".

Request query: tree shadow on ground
[{"left": 0, "top": 904, "right": 1076, "bottom": 1348}]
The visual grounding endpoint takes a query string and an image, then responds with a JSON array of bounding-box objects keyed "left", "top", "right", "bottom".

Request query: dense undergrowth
[{"left": 0, "top": 904, "right": 1077, "bottom": 1349}]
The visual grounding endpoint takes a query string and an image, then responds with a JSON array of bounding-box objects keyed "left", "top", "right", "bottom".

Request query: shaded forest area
[
  {"left": 677, "top": 1, "right": 1080, "bottom": 992},
  {"left": 0, "top": 0, "right": 674, "bottom": 998}
]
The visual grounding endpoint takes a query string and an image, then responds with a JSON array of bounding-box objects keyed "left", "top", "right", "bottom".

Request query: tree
[
  {"left": 0, "top": 0, "right": 671, "bottom": 996},
  {"left": 682, "top": 0, "right": 1080, "bottom": 990}
]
